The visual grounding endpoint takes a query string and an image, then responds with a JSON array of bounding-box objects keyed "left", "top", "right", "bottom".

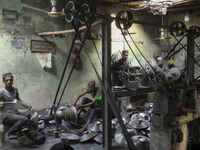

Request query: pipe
[
  {"left": 20, "top": 3, "right": 49, "bottom": 14},
  {"left": 37, "top": 19, "right": 104, "bottom": 35}
]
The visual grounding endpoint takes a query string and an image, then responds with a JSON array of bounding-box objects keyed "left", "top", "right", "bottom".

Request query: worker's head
[
  {"left": 122, "top": 50, "right": 128, "bottom": 61},
  {"left": 157, "top": 57, "right": 164, "bottom": 67},
  {"left": 86, "top": 80, "right": 95, "bottom": 92},
  {"left": 2, "top": 72, "right": 13, "bottom": 88}
]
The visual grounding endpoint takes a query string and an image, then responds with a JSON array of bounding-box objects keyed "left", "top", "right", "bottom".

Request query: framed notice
[
  {"left": 2, "top": 9, "right": 18, "bottom": 20},
  {"left": 31, "top": 40, "right": 55, "bottom": 53}
]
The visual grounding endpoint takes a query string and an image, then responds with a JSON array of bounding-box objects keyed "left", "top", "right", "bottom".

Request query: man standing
[
  {"left": 111, "top": 50, "right": 129, "bottom": 86},
  {"left": 156, "top": 56, "right": 169, "bottom": 73},
  {"left": 73, "top": 80, "right": 102, "bottom": 133},
  {"left": 0, "top": 73, "right": 31, "bottom": 143}
]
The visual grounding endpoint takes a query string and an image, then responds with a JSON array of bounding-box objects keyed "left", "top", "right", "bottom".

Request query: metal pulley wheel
[
  {"left": 79, "top": 4, "right": 96, "bottom": 25},
  {"left": 188, "top": 26, "right": 200, "bottom": 34},
  {"left": 63, "top": 1, "right": 77, "bottom": 22},
  {"left": 115, "top": 10, "right": 133, "bottom": 30},
  {"left": 169, "top": 21, "right": 186, "bottom": 37},
  {"left": 169, "top": 67, "right": 181, "bottom": 81}
]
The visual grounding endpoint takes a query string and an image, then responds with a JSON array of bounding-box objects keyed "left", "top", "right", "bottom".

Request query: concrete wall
[{"left": 0, "top": 0, "right": 67, "bottom": 110}]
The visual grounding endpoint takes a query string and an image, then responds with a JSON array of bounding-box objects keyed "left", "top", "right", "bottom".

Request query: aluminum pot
[
  {"left": 94, "top": 133, "right": 102, "bottom": 144},
  {"left": 87, "top": 123, "right": 101, "bottom": 132},
  {"left": 131, "top": 112, "right": 151, "bottom": 122},
  {"left": 120, "top": 99, "right": 132, "bottom": 112},
  {"left": 114, "top": 125, "right": 137, "bottom": 144},
  {"left": 59, "top": 133, "right": 80, "bottom": 141},
  {"left": 129, "top": 118, "right": 150, "bottom": 130},
  {"left": 80, "top": 132, "right": 97, "bottom": 142},
  {"left": 132, "top": 135, "right": 150, "bottom": 150}
]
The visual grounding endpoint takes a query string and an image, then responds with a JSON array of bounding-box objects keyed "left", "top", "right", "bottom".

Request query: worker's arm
[
  {"left": 112, "top": 62, "right": 122, "bottom": 74},
  {"left": 0, "top": 101, "right": 4, "bottom": 110},
  {"left": 73, "top": 91, "right": 87, "bottom": 105},
  {"left": 79, "top": 99, "right": 96, "bottom": 108},
  {"left": 19, "top": 99, "right": 32, "bottom": 110}
]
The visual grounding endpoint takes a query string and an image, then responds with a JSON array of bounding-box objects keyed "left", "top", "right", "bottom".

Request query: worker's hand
[
  {"left": 117, "top": 70, "right": 122, "bottom": 74},
  {"left": 75, "top": 104, "right": 82, "bottom": 110},
  {"left": 0, "top": 101, "right": 4, "bottom": 110},
  {"left": 26, "top": 104, "right": 32, "bottom": 110}
]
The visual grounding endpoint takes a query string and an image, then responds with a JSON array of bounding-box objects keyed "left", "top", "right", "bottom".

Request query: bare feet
[
  {"left": 78, "top": 127, "right": 86, "bottom": 133},
  {"left": 4, "top": 133, "right": 9, "bottom": 143}
]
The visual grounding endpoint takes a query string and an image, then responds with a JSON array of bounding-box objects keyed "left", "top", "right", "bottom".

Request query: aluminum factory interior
[{"left": 0, "top": 0, "right": 200, "bottom": 150}]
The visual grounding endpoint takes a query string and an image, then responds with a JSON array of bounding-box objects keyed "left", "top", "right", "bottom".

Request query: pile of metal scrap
[{"left": 112, "top": 101, "right": 153, "bottom": 149}]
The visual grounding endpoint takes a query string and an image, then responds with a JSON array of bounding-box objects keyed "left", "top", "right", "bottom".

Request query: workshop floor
[{"left": 0, "top": 125, "right": 129, "bottom": 150}]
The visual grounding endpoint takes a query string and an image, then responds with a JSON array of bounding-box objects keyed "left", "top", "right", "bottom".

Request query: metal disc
[
  {"left": 80, "top": 133, "right": 96, "bottom": 142},
  {"left": 132, "top": 135, "right": 150, "bottom": 150},
  {"left": 59, "top": 133, "right": 80, "bottom": 141},
  {"left": 169, "top": 67, "right": 181, "bottom": 81},
  {"left": 94, "top": 133, "right": 102, "bottom": 144},
  {"left": 87, "top": 123, "right": 101, "bottom": 132},
  {"left": 131, "top": 112, "right": 151, "bottom": 122}
]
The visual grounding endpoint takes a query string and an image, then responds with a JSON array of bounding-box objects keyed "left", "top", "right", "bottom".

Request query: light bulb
[{"left": 184, "top": 12, "right": 189, "bottom": 22}]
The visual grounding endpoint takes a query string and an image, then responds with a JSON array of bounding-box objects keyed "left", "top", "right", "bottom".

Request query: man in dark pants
[
  {"left": 112, "top": 50, "right": 129, "bottom": 86},
  {"left": 0, "top": 73, "right": 32, "bottom": 143},
  {"left": 73, "top": 80, "right": 102, "bottom": 133}
]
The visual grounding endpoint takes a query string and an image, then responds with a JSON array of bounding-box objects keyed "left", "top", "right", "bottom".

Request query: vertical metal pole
[
  {"left": 102, "top": 15, "right": 112, "bottom": 150},
  {"left": 187, "top": 30, "right": 195, "bottom": 80}
]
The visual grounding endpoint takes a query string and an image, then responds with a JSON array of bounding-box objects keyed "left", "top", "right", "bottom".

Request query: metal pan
[
  {"left": 59, "top": 133, "right": 80, "bottom": 141},
  {"left": 80, "top": 132, "right": 96, "bottom": 142},
  {"left": 132, "top": 135, "right": 150, "bottom": 150},
  {"left": 94, "top": 133, "right": 102, "bottom": 144},
  {"left": 87, "top": 123, "right": 101, "bottom": 132},
  {"left": 129, "top": 118, "right": 150, "bottom": 130}
]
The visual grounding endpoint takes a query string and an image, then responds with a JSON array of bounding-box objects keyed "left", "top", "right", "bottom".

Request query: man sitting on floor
[
  {"left": 0, "top": 72, "right": 32, "bottom": 143},
  {"left": 73, "top": 80, "right": 102, "bottom": 133}
]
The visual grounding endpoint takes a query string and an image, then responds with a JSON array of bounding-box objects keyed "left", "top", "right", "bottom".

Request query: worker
[
  {"left": 73, "top": 80, "right": 102, "bottom": 133},
  {"left": 111, "top": 50, "right": 129, "bottom": 86},
  {"left": 0, "top": 72, "right": 32, "bottom": 143},
  {"left": 156, "top": 56, "right": 169, "bottom": 73}
]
